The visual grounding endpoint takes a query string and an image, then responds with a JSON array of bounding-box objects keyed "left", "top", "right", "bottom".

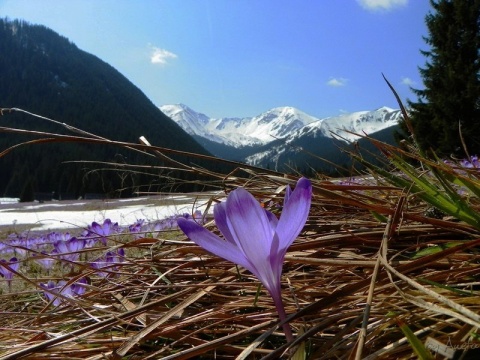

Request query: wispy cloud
[
  {"left": 150, "top": 46, "right": 177, "bottom": 65},
  {"left": 401, "top": 77, "right": 415, "bottom": 86},
  {"left": 357, "top": 0, "right": 408, "bottom": 11},
  {"left": 326, "top": 77, "right": 348, "bottom": 87}
]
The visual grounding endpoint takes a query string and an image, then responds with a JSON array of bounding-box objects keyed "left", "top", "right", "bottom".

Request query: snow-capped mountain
[
  {"left": 161, "top": 104, "right": 401, "bottom": 148},
  {"left": 160, "top": 104, "right": 318, "bottom": 147},
  {"left": 290, "top": 106, "right": 402, "bottom": 142},
  {"left": 160, "top": 103, "right": 403, "bottom": 172}
]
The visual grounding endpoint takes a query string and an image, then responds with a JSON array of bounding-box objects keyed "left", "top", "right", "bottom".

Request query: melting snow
[{"left": 0, "top": 195, "right": 216, "bottom": 232}]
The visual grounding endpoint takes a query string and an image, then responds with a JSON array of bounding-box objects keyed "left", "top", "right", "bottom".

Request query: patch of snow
[
  {"left": 0, "top": 198, "right": 19, "bottom": 205},
  {"left": 0, "top": 195, "right": 217, "bottom": 232}
]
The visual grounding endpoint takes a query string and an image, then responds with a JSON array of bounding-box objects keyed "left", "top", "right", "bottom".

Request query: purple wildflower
[
  {"left": 5, "top": 235, "right": 29, "bottom": 258},
  {"left": 41, "top": 280, "right": 67, "bottom": 306},
  {"left": 34, "top": 251, "right": 56, "bottom": 271},
  {"left": 177, "top": 177, "right": 312, "bottom": 341},
  {"left": 0, "top": 257, "right": 19, "bottom": 291},
  {"left": 41, "top": 277, "right": 88, "bottom": 306},
  {"left": 71, "top": 277, "right": 89, "bottom": 296},
  {"left": 461, "top": 155, "right": 480, "bottom": 168},
  {"left": 91, "top": 252, "right": 114, "bottom": 277},
  {"left": 90, "top": 249, "right": 125, "bottom": 278},
  {"left": 54, "top": 237, "right": 86, "bottom": 262},
  {"left": 41, "top": 280, "right": 72, "bottom": 306},
  {"left": 129, "top": 219, "right": 145, "bottom": 233},
  {"left": 88, "top": 219, "right": 120, "bottom": 245}
]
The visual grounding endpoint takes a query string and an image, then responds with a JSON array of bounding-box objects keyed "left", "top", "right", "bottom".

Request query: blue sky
[{"left": 1, "top": 0, "right": 432, "bottom": 118}]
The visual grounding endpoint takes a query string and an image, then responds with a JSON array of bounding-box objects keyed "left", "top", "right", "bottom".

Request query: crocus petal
[
  {"left": 213, "top": 201, "right": 237, "bottom": 246},
  {"left": 275, "top": 178, "right": 312, "bottom": 253},
  {"left": 284, "top": 184, "right": 292, "bottom": 205},
  {"left": 224, "top": 188, "right": 283, "bottom": 291},
  {"left": 177, "top": 218, "right": 253, "bottom": 272},
  {"left": 225, "top": 188, "right": 274, "bottom": 263},
  {"left": 265, "top": 209, "right": 279, "bottom": 229}
]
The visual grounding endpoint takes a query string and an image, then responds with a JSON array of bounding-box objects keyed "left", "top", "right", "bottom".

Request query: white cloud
[
  {"left": 150, "top": 46, "right": 177, "bottom": 65},
  {"left": 357, "top": 0, "right": 408, "bottom": 11},
  {"left": 401, "top": 77, "right": 415, "bottom": 86},
  {"left": 327, "top": 77, "right": 348, "bottom": 87}
]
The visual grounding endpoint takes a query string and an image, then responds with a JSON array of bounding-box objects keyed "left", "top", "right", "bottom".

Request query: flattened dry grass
[
  {"left": 1, "top": 106, "right": 480, "bottom": 359},
  {"left": 1, "top": 174, "right": 480, "bottom": 359}
]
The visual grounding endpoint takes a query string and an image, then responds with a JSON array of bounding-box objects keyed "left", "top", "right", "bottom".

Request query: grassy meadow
[{"left": 1, "top": 106, "right": 480, "bottom": 359}]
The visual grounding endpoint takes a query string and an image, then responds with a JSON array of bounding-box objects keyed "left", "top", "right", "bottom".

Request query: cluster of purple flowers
[
  {"left": 90, "top": 248, "right": 125, "bottom": 278},
  {"left": 0, "top": 211, "right": 204, "bottom": 304},
  {"left": 40, "top": 277, "right": 88, "bottom": 306},
  {"left": 460, "top": 155, "right": 480, "bottom": 169},
  {"left": 444, "top": 155, "right": 480, "bottom": 171}
]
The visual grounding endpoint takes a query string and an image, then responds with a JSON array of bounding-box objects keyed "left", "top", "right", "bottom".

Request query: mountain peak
[
  {"left": 161, "top": 104, "right": 319, "bottom": 147},
  {"left": 160, "top": 103, "right": 402, "bottom": 171}
]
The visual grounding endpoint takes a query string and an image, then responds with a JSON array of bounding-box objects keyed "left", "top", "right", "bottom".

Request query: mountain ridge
[
  {"left": 160, "top": 103, "right": 403, "bottom": 172},
  {"left": 161, "top": 103, "right": 401, "bottom": 147},
  {"left": 160, "top": 104, "right": 318, "bottom": 147}
]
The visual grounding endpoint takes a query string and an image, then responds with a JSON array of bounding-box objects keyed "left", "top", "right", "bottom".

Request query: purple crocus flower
[
  {"left": 41, "top": 280, "right": 67, "bottom": 306},
  {"left": 88, "top": 219, "right": 120, "bottom": 245},
  {"left": 54, "top": 237, "right": 86, "bottom": 262},
  {"left": 41, "top": 277, "right": 88, "bottom": 306},
  {"left": 0, "top": 257, "right": 20, "bottom": 291},
  {"left": 41, "top": 280, "right": 74, "bottom": 306},
  {"left": 71, "top": 277, "right": 89, "bottom": 296},
  {"left": 129, "top": 219, "right": 145, "bottom": 233},
  {"left": 34, "top": 251, "right": 56, "bottom": 271},
  {"left": 461, "top": 155, "right": 480, "bottom": 169},
  {"left": 177, "top": 177, "right": 312, "bottom": 341},
  {"left": 90, "top": 249, "right": 125, "bottom": 278}
]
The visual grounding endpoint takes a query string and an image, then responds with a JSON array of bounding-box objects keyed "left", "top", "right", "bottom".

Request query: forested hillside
[{"left": 0, "top": 18, "right": 214, "bottom": 199}]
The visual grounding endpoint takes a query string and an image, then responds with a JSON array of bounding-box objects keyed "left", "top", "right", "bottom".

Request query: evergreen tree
[{"left": 406, "top": 0, "right": 480, "bottom": 156}]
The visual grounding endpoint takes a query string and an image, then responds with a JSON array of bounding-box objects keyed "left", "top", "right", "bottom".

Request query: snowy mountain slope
[
  {"left": 160, "top": 104, "right": 401, "bottom": 148},
  {"left": 160, "top": 103, "right": 403, "bottom": 172},
  {"left": 160, "top": 104, "right": 318, "bottom": 147},
  {"left": 294, "top": 106, "right": 402, "bottom": 142},
  {"left": 245, "top": 122, "right": 402, "bottom": 172},
  {"left": 244, "top": 107, "right": 402, "bottom": 169}
]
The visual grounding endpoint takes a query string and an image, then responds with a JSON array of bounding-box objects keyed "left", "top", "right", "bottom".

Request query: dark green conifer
[{"left": 406, "top": 0, "right": 480, "bottom": 156}]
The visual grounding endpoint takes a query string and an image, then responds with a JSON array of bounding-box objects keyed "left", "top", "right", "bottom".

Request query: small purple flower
[
  {"left": 88, "top": 219, "right": 120, "bottom": 245},
  {"left": 461, "top": 155, "right": 480, "bottom": 168},
  {"left": 41, "top": 280, "right": 72, "bottom": 306},
  {"left": 54, "top": 237, "right": 86, "bottom": 262},
  {"left": 5, "top": 236, "right": 29, "bottom": 258},
  {"left": 41, "top": 277, "right": 88, "bottom": 306},
  {"left": 41, "top": 280, "right": 66, "bottom": 306},
  {"left": 129, "top": 219, "right": 145, "bottom": 233},
  {"left": 90, "top": 249, "right": 125, "bottom": 278},
  {"left": 71, "top": 277, "right": 89, "bottom": 296},
  {"left": 178, "top": 177, "right": 312, "bottom": 341},
  {"left": 0, "top": 257, "right": 19, "bottom": 287},
  {"left": 91, "top": 253, "right": 114, "bottom": 277},
  {"left": 34, "top": 251, "right": 56, "bottom": 271}
]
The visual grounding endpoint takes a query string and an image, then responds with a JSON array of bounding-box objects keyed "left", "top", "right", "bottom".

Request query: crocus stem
[{"left": 271, "top": 292, "right": 294, "bottom": 342}]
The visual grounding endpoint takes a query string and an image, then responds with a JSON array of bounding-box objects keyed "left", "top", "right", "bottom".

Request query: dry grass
[
  {"left": 1, "top": 107, "right": 480, "bottom": 359},
  {"left": 1, "top": 173, "right": 479, "bottom": 359}
]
